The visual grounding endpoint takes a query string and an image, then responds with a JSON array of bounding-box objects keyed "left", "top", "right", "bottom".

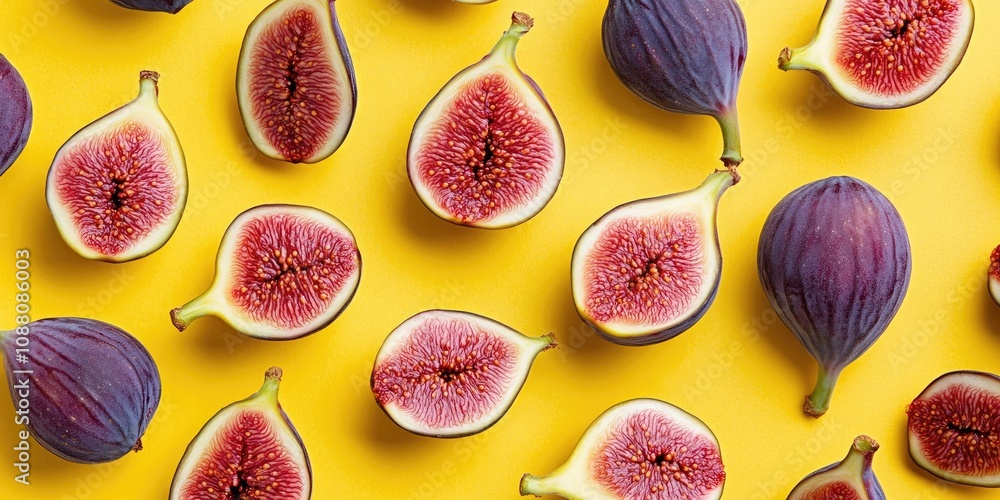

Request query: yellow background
[{"left": 0, "top": 0, "right": 998, "bottom": 498}]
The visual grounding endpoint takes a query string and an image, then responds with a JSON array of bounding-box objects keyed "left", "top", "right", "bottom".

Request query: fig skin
[
  {"left": 787, "top": 436, "right": 885, "bottom": 500},
  {"left": 906, "top": 370, "right": 1000, "bottom": 487},
  {"left": 109, "top": 0, "right": 193, "bottom": 13},
  {"left": 988, "top": 245, "right": 1000, "bottom": 306},
  {"left": 169, "top": 367, "right": 312, "bottom": 499},
  {"left": 0, "top": 318, "right": 161, "bottom": 464},
  {"left": 0, "top": 54, "right": 32, "bottom": 177},
  {"left": 758, "top": 176, "right": 911, "bottom": 418},
  {"left": 602, "top": 0, "right": 747, "bottom": 168},
  {"left": 778, "top": 0, "right": 975, "bottom": 109}
]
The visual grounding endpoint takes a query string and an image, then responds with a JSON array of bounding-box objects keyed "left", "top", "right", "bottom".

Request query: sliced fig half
[
  {"left": 988, "top": 245, "right": 1000, "bottom": 306},
  {"left": 572, "top": 170, "right": 736, "bottom": 346},
  {"left": 907, "top": 370, "right": 1000, "bottom": 487},
  {"left": 169, "top": 367, "right": 311, "bottom": 499},
  {"left": 46, "top": 71, "right": 187, "bottom": 262},
  {"left": 520, "top": 398, "right": 725, "bottom": 499},
  {"left": 170, "top": 204, "right": 361, "bottom": 340},
  {"left": 787, "top": 436, "right": 885, "bottom": 500},
  {"left": 371, "top": 310, "right": 556, "bottom": 438},
  {"left": 407, "top": 12, "right": 565, "bottom": 229},
  {"left": 778, "top": 0, "right": 975, "bottom": 108},
  {"left": 237, "top": 0, "right": 357, "bottom": 163},
  {"left": 109, "top": 0, "right": 193, "bottom": 13},
  {"left": 0, "top": 54, "right": 32, "bottom": 177}
]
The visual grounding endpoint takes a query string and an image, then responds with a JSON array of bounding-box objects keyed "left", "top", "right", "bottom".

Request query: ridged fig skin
[
  {"left": 0, "top": 54, "right": 32, "bottom": 177},
  {"left": 0, "top": 318, "right": 161, "bottom": 463},
  {"left": 758, "top": 177, "right": 911, "bottom": 417},
  {"left": 109, "top": 0, "right": 193, "bottom": 13},
  {"left": 602, "top": 0, "right": 747, "bottom": 117}
]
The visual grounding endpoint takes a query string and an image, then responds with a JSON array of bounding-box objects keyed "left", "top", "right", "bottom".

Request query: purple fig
[
  {"left": 758, "top": 177, "right": 911, "bottom": 417},
  {"left": 109, "top": 0, "right": 193, "bottom": 13},
  {"left": 0, "top": 54, "right": 32, "bottom": 177},
  {"left": 1, "top": 318, "right": 161, "bottom": 463},
  {"left": 602, "top": 0, "right": 747, "bottom": 169},
  {"left": 787, "top": 436, "right": 886, "bottom": 499}
]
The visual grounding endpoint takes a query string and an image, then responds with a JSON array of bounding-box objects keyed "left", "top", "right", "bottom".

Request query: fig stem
[
  {"left": 138, "top": 70, "right": 160, "bottom": 99},
  {"left": 698, "top": 170, "right": 737, "bottom": 202},
  {"left": 519, "top": 473, "right": 565, "bottom": 497},
  {"left": 777, "top": 45, "right": 817, "bottom": 72},
  {"left": 841, "top": 436, "right": 878, "bottom": 474},
  {"left": 169, "top": 293, "right": 216, "bottom": 332},
  {"left": 489, "top": 12, "right": 534, "bottom": 61},
  {"left": 716, "top": 109, "right": 742, "bottom": 170},
  {"left": 804, "top": 366, "right": 840, "bottom": 418},
  {"left": 254, "top": 367, "right": 283, "bottom": 403}
]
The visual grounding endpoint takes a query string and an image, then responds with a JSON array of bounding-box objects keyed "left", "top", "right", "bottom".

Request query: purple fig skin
[
  {"left": 0, "top": 318, "right": 161, "bottom": 463},
  {"left": 328, "top": 0, "right": 357, "bottom": 122},
  {"left": 0, "top": 54, "right": 32, "bottom": 177},
  {"left": 758, "top": 177, "right": 911, "bottom": 418},
  {"left": 602, "top": 0, "right": 747, "bottom": 168},
  {"left": 109, "top": 0, "right": 193, "bottom": 13}
]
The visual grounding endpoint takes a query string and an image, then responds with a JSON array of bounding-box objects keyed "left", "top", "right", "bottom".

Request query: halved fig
[
  {"left": 170, "top": 204, "right": 361, "bottom": 340},
  {"left": 0, "top": 54, "right": 32, "bottom": 177},
  {"left": 520, "top": 398, "right": 725, "bottom": 499},
  {"left": 371, "top": 310, "right": 556, "bottom": 438},
  {"left": 46, "top": 71, "right": 187, "bottom": 262},
  {"left": 787, "top": 436, "right": 885, "bottom": 499},
  {"left": 571, "top": 170, "right": 736, "bottom": 346},
  {"left": 407, "top": 12, "right": 565, "bottom": 229},
  {"left": 169, "top": 367, "right": 311, "bottom": 499},
  {"left": 906, "top": 370, "right": 1000, "bottom": 487},
  {"left": 778, "top": 0, "right": 975, "bottom": 108},
  {"left": 988, "top": 245, "right": 1000, "bottom": 306},
  {"left": 237, "top": 0, "right": 356, "bottom": 163},
  {"left": 109, "top": 0, "right": 192, "bottom": 13}
]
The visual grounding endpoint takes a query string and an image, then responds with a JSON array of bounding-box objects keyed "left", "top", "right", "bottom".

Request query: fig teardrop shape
[
  {"left": 758, "top": 176, "right": 911, "bottom": 417},
  {"left": 170, "top": 204, "right": 361, "bottom": 340},
  {"left": 169, "top": 367, "right": 311, "bottom": 499},
  {"left": 602, "top": 0, "right": 747, "bottom": 168},
  {"left": 46, "top": 71, "right": 187, "bottom": 262},
  {"left": 407, "top": 12, "right": 565, "bottom": 229},
  {"left": 1, "top": 318, "right": 161, "bottom": 463},
  {"left": 371, "top": 310, "right": 556, "bottom": 437},
  {"left": 520, "top": 398, "right": 725, "bottom": 499},
  {"left": 778, "top": 0, "right": 975, "bottom": 108},
  {"left": 906, "top": 370, "right": 1000, "bottom": 487},
  {"left": 572, "top": 170, "right": 736, "bottom": 346},
  {"left": 0, "top": 54, "right": 32, "bottom": 177},
  {"left": 787, "top": 436, "right": 886, "bottom": 499},
  {"left": 238, "top": 0, "right": 357, "bottom": 163}
]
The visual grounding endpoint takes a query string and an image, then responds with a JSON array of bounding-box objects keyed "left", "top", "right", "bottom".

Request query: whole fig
[
  {"left": 758, "top": 177, "right": 911, "bottom": 417},
  {"left": 1, "top": 318, "right": 161, "bottom": 463}
]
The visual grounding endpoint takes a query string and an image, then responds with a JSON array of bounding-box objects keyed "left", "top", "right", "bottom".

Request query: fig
[
  {"left": 407, "top": 12, "right": 565, "bottom": 229},
  {"left": 1, "top": 318, "right": 160, "bottom": 464},
  {"left": 171, "top": 204, "right": 361, "bottom": 340},
  {"left": 758, "top": 176, "right": 911, "bottom": 418},
  {"left": 46, "top": 71, "right": 187, "bottom": 263},
  {"left": 906, "top": 370, "right": 1000, "bottom": 487},
  {"left": 571, "top": 169, "right": 736, "bottom": 346},
  {"left": 0, "top": 54, "right": 32, "bottom": 177},
  {"left": 237, "top": 0, "right": 357, "bottom": 164},
  {"left": 520, "top": 398, "right": 725, "bottom": 499},
  {"left": 787, "top": 436, "right": 886, "bottom": 499},
  {"left": 778, "top": 0, "right": 975, "bottom": 109},
  {"left": 109, "top": 0, "right": 193, "bottom": 13},
  {"left": 603, "top": 0, "right": 747, "bottom": 168},
  {"left": 371, "top": 309, "right": 556, "bottom": 438},
  {"left": 988, "top": 245, "right": 1000, "bottom": 306},
  {"left": 169, "top": 367, "right": 311, "bottom": 499}
]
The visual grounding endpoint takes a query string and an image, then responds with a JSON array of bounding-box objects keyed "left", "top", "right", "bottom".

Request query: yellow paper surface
[{"left": 0, "top": 0, "right": 998, "bottom": 498}]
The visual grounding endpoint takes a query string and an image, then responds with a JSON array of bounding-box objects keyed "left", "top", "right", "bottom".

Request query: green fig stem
[
  {"left": 254, "top": 366, "right": 283, "bottom": 403},
  {"left": 489, "top": 12, "right": 533, "bottom": 61},
  {"left": 804, "top": 366, "right": 841, "bottom": 418},
  {"left": 538, "top": 332, "right": 558, "bottom": 351},
  {"left": 170, "top": 292, "right": 216, "bottom": 332},
  {"left": 716, "top": 108, "right": 742, "bottom": 170},
  {"left": 778, "top": 45, "right": 818, "bottom": 72},
  {"left": 519, "top": 473, "right": 567, "bottom": 498},
  {"left": 697, "top": 169, "right": 738, "bottom": 203},
  {"left": 138, "top": 70, "right": 160, "bottom": 99},
  {"left": 839, "top": 436, "right": 879, "bottom": 475}
]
